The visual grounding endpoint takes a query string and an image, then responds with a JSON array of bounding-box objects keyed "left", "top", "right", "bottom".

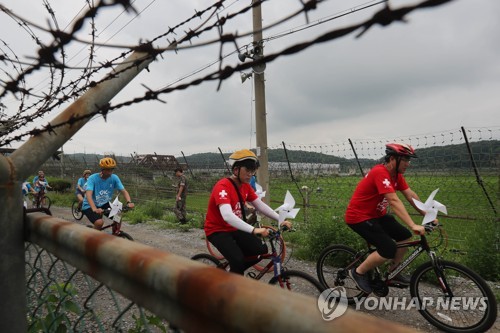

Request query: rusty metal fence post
[
  {"left": 0, "top": 159, "right": 26, "bottom": 332},
  {"left": 0, "top": 50, "right": 155, "bottom": 333}
]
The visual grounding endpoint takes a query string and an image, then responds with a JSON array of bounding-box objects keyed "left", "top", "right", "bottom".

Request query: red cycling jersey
[
  {"left": 345, "top": 164, "right": 409, "bottom": 224},
  {"left": 204, "top": 178, "right": 258, "bottom": 236}
]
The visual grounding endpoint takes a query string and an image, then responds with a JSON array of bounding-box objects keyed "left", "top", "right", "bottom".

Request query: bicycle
[
  {"left": 205, "top": 223, "right": 287, "bottom": 273},
  {"left": 316, "top": 223, "right": 497, "bottom": 333},
  {"left": 85, "top": 206, "right": 134, "bottom": 241},
  {"left": 31, "top": 186, "right": 51, "bottom": 209},
  {"left": 192, "top": 227, "right": 324, "bottom": 298},
  {"left": 72, "top": 200, "right": 84, "bottom": 220}
]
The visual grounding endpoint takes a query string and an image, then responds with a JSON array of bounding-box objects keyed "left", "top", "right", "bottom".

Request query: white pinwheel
[
  {"left": 412, "top": 188, "right": 447, "bottom": 225},
  {"left": 275, "top": 190, "right": 300, "bottom": 225},
  {"left": 255, "top": 182, "right": 266, "bottom": 199},
  {"left": 108, "top": 196, "right": 123, "bottom": 218}
]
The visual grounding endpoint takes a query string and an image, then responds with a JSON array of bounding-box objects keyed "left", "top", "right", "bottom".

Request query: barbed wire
[{"left": 0, "top": 0, "right": 455, "bottom": 147}]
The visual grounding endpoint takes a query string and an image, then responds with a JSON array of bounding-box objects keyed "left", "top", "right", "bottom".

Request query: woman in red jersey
[{"left": 204, "top": 149, "right": 292, "bottom": 275}]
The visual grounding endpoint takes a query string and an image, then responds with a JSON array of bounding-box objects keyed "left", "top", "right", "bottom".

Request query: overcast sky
[{"left": 1, "top": 0, "right": 499, "bottom": 157}]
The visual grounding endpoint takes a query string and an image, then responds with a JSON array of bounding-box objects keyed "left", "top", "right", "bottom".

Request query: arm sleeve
[
  {"left": 251, "top": 199, "right": 280, "bottom": 221},
  {"left": 219, "top": 204, "right": 254, "bottom": 234}
]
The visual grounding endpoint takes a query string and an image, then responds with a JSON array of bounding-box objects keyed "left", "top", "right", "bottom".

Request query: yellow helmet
[
  {"left": 99, "top": 157, "right": 116, "bottom": 169},
  {"left": 83, "top": 169, "right": 92, "bottom": 176},
  {"left": 228, "top": 149, "right": 258, "bottom": 169}
]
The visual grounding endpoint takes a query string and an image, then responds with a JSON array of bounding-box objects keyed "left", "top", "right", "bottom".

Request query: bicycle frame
[
  {"left": 34, "top": 188, "right": 45, "bottom": 205},
  {"left": 87, "top": 207, "right": 132, "bottom": 240},
  {"left": 357, "top": 225, "right": 442, "bottom": 286},
  {"left": 100, "top": 209, "right": 125, "bottom": 236},
  {"left": 218, "top": 229, "right": 287, "bottom": 282},
  {"left": 246, "top": 243, "right": 283, "bottom": 280}
]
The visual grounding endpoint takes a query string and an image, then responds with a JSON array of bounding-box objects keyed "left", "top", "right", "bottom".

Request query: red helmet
[{"left": 385, "top": 143, "right": 417, "bottom": 158}]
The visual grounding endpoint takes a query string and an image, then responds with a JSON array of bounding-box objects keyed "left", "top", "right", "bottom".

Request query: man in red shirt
[
  {"left": 345, "top": 143, "right": 426, "bottom": 294},
  {"left": 205, "top": 149, "right": 292, "bottom": 275}
]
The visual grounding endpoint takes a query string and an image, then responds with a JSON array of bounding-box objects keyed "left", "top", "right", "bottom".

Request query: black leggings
[
  {"left": 348, "top": 215, "right": 412, "bottom": 259},
  {"left": 207, "top": 230, "right": 268, "bottom": 275}
]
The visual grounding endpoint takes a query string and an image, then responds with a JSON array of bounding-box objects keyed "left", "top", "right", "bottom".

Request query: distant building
[
  {"left": 129, "top": 153, "right": 187, "bottom": 177},
  {"left": 268, "top": 162, "right": 340, "bottom": 176}
]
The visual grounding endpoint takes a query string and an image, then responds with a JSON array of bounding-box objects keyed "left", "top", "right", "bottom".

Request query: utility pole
[{"left": 252, "top": 0, "right": 270, "bottom": 205}]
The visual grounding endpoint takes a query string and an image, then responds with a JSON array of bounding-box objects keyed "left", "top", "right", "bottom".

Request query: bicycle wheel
[
  {"left": 72, "top": 201, "right": 84, "bottom": 220},
  {"left": 40, "top": 195, "right": 51, "bottom": 209},
  {"left": 316, "top": 245, "right": 366, "bottom": 303},
  {"left": 269, "top": 270, "right": 325, "bottom": 299},
  {"left": 191, "top": 253, "right": 225, "bottom": 269},
  {"left": 117, "top": 231, "right": 134, "bottom": 241},
  {"left": 410, "top": 260, "right": 497, "bottom": 333}
]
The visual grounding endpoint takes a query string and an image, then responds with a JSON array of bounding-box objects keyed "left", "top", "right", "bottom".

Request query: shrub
[
  {"left": 304, "top": 215, "right": 363, "bottom": 261},
  {"left": 49, "top": 178, "right": 72, "bottom": 192},
  {"left": 143, "top": 201, "right": 165, "bottom": 219}
]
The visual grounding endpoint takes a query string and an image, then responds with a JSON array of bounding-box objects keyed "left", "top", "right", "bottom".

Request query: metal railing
[{"left": 23, "top": 210, "right": 418, "bottom": 332}]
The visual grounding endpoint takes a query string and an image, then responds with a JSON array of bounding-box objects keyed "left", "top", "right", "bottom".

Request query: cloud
[{"left": 2, "top": 0, "right": 499, "bottom": 157}]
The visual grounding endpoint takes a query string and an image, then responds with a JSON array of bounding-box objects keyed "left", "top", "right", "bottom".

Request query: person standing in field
[{"left": 173, "top": 167, "right": 188, "bottom": 224}]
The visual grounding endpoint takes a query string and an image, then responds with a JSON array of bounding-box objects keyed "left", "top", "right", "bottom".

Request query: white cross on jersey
[
  {"left": 219, "top": 189, "right": 228, "bottom": 199},
  {"left": 382, "top": 178, "right": 391, "bottom": 188}
]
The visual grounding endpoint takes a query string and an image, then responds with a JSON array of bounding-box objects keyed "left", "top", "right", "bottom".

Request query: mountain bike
[
  {"left": 31, "top": 187, "right": 51, "bottom": 209},
  {"left": 192, "top": 227, "right": 324, "bottom": 298},
  {"left": 316, "top": 223, "right": 497, "bottom": 333},
  {"left": 72, "top": 200, "right": 84, "bottom": 220},
  {"left": 205, "top": 223, "right": 287, "bottom": 273},
  {"left": 86, "top": 206, "right": 134, "bottom": 241}
]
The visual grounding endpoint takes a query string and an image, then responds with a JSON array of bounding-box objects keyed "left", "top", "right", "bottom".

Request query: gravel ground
[{"left": 50, "top": 207, "right": 499, "bottom": 333}]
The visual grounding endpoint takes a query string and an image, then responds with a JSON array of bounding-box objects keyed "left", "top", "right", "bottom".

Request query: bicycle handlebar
[
  {"left": 266, "top": 225, "right": 295, "bottom": 238},
  {"left": 102, "top": 206, "right": 132, "bottom": 214},
  {"left": 423, "top": 222, "right": 442, "bottom": 233}
]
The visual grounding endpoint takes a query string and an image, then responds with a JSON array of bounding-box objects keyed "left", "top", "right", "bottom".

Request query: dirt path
[{"left": 50, "top": 207, "right": 499, "bottom": 333}]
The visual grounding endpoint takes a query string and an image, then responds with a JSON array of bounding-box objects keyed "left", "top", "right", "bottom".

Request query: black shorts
[
  {"left": 348, "top": 215, "right": 412, "bottom": 259},
  {"left": 83, "top": 202, "right": 111, "bottom": 224},
  {"left": 207, "top": 230, "right": 267, "bottom": 275}
]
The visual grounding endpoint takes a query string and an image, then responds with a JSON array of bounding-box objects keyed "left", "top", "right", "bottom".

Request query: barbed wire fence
[
  {"left": 2, "top": 0, "right": 497, "bottom": 331},
  {"left": 39, "top": 125, "right": 499, "bottom": 258}
]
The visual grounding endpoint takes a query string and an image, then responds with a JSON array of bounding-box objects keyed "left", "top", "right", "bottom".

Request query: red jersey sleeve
[{"left": 372, "top": 167, "right": 396, "bottom": 195}]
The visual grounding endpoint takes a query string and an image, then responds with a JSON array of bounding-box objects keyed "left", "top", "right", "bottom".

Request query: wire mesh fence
[
  {"left": 35, "top": 127, "right": 499, "bottom": 276},
  {"left": 25, "top": 242, "right": 171, "bottom": 332}
]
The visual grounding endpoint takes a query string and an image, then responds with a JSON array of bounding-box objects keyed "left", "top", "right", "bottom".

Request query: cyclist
[
  {"left": 204, "top": 149, "right": 292, "bottom": 275},
  {"left": 75, "top": 169, "right": 91, "bottom": 210},
  {"left": 345, "top": 143, "right": 427, "bottom": 294},
  {"left": 32, "top": 170, "right": 51, "bottom": 206},
  {"left": 21, "top": 180, "right": 36, "bottom": 208},
  {"left": 173, "top": 167, "right": 188, "bottom": 224},
  {"left": 82, "top": 158, "right": 134, "bottom": 230},
  {"left": 33, "top": 170, "right": 51, "bottom": 192}
]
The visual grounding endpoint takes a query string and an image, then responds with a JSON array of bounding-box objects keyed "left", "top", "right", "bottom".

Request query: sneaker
[
  {"left": 389, "top": 272, "right": 411, "bottom": 286},
  {"left": 349, "top": 267, "right": 372, "bottom": 294}
]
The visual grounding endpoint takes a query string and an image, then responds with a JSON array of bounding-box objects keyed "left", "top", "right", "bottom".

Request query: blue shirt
[
  {"left": 76, "top": 177, "right": 88, "bottom": 194},
  {"left": 22, "top": 182, "right": 33, "bottom": 196},
  {"left": 250, "top": 175, "right": 257, "bottom": 191},
  {"left": 82, "top": 173, "right": 125, "bottom": 210}
]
